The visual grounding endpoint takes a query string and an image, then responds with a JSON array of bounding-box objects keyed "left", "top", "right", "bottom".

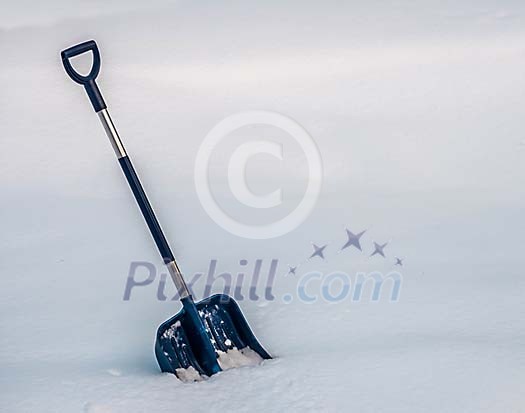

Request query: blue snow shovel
[{"left": 61, "top": 40, "right": 271, "bottom": 380}]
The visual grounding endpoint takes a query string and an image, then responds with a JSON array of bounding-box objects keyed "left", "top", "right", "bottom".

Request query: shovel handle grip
[{"left": 61, "top": 40, "right": 106, "bottom": 112}]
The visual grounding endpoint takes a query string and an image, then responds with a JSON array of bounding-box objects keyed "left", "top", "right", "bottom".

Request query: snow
[
  {"left": 172, "top": 347, "right": 264, "bottom": 383},
  {"left": 174, "top": 366, "right": 203, "bottom": 383},
  {"left": 217, "top": 347, "right": 264, "bottom": 370},
  {"left": 161, "top": 320, "right": 181, "bottom": 339},
  {"left": 1, "top": 1, "right": 525, "bottom": 412}
]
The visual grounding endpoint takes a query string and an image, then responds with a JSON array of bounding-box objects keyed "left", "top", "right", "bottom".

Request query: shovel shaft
[{"left": 60, "top": 40, "right": 190, "bottom": 299}]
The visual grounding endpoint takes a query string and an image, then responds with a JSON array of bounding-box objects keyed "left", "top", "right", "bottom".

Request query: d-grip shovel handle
[{"left": 61, "top": 40, "right": 106, "bottom": 112}]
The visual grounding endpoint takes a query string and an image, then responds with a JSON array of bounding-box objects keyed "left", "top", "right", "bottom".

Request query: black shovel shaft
[
  {"left": 61, "top": 40, "right": 189, "bottom": 297},
  {"left": 118, "top": 156, "right": 175, "bottom": 263}
]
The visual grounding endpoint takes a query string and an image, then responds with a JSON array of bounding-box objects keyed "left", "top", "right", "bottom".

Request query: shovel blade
[{"left": 155, "top": 294, "right": 271, "bottom": 380}]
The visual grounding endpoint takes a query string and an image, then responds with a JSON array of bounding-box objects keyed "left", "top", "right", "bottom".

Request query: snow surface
[{"left": 1, "top": 1, "right": 525, "bottom": 412}]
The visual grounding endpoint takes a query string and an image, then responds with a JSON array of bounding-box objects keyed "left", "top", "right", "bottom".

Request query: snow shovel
[{"left": 61, "top": 40, "right": 271, "bottom": 380}]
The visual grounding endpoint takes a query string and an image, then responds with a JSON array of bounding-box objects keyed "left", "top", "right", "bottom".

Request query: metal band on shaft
[
  {"left": 98, "top": 109, "right": 127, "bottom": 158},
  {"left": 167, "top": 261, "right": 190, "bottom": 299}
]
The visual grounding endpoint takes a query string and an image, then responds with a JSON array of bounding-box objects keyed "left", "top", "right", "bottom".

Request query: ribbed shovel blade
[{"left": 155, "top": 294, "right": 271, "bottom": 381}]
